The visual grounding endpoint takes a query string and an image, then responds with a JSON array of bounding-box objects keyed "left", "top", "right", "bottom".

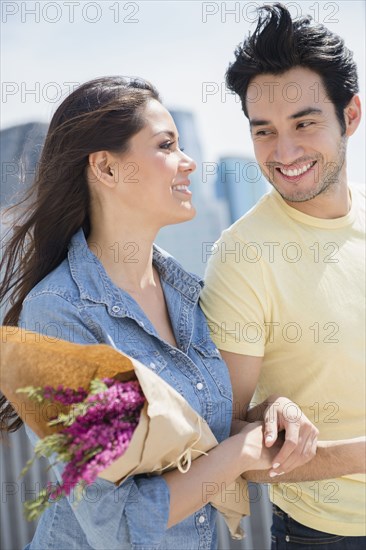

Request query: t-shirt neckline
[{"left": 271, "top": 186, "right": 357, "bottom": 229}]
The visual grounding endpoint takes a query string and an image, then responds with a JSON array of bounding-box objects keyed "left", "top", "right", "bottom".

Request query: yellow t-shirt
[{"left": 200, "top": 185, "right": 365, "bottom": 536}]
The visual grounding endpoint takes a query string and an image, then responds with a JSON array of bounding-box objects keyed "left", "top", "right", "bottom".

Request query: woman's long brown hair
[{"left": 0, "top": 76, "right": 160, "bottom": 432}]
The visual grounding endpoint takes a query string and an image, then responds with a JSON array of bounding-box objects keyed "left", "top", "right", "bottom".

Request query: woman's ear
[
  {"left": 87, "top": 151, "right": 116, "bottom": 188},
  {"left": 344, "top": 95, "right": 362, "bottom": 137}
]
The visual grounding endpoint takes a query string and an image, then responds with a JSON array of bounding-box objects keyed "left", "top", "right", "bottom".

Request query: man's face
[{"left": 246, "top": 67, "right": 347, "bottom": 203}]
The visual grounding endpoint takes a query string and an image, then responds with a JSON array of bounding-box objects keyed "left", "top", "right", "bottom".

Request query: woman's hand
[
  {"left": 262, "top": 396, "right": 319, "bottom": 477},
  {"left": 237, "top": 421, "right": 282, "bottom": 472}
]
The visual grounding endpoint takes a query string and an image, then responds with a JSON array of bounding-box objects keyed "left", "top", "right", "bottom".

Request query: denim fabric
[
  {"left": 20, "top": 228, "right": 233, "bottom": 550},
  {"left": 271, "top": 505, "right": 366, "bottom": 549}
]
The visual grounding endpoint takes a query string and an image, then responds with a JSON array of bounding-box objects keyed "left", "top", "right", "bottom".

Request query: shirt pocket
[{"left": 191, "top": 340, "right": 232, "bottom": 401}]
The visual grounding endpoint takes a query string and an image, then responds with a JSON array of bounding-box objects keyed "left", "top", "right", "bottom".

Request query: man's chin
[
  {"left": 278, "top": 191, "right": 319, "bottom": 203},
  {"left": 271, "top": 181, "right": 331, "bottom": 203}
]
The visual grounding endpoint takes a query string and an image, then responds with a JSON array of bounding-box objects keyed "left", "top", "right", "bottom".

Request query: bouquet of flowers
[
  {"left": 0, "top": 326, "right": 250, "bottom": 539},
  {"left": 17, "top": 377, "right": 145, "bottom": 520}
]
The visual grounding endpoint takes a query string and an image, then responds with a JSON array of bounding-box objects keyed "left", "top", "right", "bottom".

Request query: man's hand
[
  {"left": 220, "top": 351, "right": 319, "bottom": 476},
  {"left": 263, "top": 396, "right": 319, "bottom": 477}
]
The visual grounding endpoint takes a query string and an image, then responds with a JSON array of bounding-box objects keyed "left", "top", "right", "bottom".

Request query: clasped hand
[{"left": 234, "top": 397, "right": 319, "bottom": 477}]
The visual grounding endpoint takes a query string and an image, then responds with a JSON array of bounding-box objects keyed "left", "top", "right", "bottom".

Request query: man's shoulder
[{"left": 222, "top": 190, "right": 282, "bottom": 242}]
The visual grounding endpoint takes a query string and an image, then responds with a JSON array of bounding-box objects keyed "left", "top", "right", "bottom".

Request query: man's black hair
[{"left": 226, "top": 3, "right": 359, "bottom": 133}]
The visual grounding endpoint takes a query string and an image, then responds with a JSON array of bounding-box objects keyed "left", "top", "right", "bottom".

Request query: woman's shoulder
[
  {"left": 24, "top": 257, "right": 80, "bottom": 305},
  {"left": 153, "top": 244, "right": 203, "bottom": 287},
  {"left": 19, "top": 257, "right": 97, "bottom": 341}
]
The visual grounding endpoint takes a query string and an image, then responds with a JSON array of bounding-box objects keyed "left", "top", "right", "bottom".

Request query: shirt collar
[{"left": 68, "top": 228, "right": 203, "bottom": 313}]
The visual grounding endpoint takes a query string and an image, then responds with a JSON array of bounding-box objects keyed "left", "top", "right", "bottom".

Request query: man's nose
[{"left": 273, "top": 134, "right": 305, "bottom": 165}]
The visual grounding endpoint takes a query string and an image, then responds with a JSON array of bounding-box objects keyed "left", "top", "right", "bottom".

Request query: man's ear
[
  {"left": 88, "top": 151, "right": 116, "bottom": 187},
  {"left": 344, "top": 95, "right": 362, "bottom": 137}
]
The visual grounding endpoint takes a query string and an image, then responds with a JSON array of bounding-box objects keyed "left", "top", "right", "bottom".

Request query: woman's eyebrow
[{"left": 152, "top": 130, "right": 178, "bottom": 139}]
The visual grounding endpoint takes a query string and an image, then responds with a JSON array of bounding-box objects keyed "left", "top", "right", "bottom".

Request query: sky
[{"left": 1, "top": 0, "right": 365, "bottom": 183}]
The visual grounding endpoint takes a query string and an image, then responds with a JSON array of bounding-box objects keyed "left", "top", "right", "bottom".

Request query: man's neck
[{"left": 283, "top": 181, "right": 351, "bottom": 219}]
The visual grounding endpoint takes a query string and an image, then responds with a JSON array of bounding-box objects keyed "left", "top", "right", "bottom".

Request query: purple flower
[
  {"left": 25, "top": 378, "right": 145, "bottom": 512},
  {"left": 43, "top": 385, "right": 88, "bottom": 405}
]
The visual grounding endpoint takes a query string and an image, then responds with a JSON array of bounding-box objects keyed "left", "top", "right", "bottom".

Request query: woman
[{"left": 0, "top": 76, "right": 317, "bottom": 549}]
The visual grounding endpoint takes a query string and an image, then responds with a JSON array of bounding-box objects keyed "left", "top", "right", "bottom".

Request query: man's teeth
[
  {"left": 172, "top": 185, "right": 188, "bottom": 191},
  {"left": 279, "top": 162, "right": 314, "bottom": 177}
]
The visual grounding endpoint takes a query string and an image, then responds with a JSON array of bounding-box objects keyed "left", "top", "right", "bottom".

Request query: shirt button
[
  {"left": 112, "top": 305, "right": 120, "bottom": 313},
  {"left": 170, "top": 350, "right": 176, "bottom": 355},
  {"left": 198, "top": 515, "right": 205, "bottom": 524},
  {"left": 196, "top": 382, "right": 203, "bottom": 391},
  {"left": 149, "top": 362, "right": 156, "bottom": 370},
  {"left": 285, "top": 535, "right": 290, "bottom": 542},
  {"left": 138, "top": 320, "right": 144, "bottom": 328}
]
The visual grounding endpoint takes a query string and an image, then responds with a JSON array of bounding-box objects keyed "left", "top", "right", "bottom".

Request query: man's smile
[{"left": 277, "top": 161, "right": 317, "bottom": 178}]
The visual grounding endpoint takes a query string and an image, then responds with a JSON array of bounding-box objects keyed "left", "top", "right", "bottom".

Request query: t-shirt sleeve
[{"left": 200, "top": 230, "right": 267, "bottom": 357}]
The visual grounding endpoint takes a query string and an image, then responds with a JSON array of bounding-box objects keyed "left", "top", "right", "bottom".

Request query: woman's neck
[{"left": 87, "top": 220, "right": 158, "bottom": 294}]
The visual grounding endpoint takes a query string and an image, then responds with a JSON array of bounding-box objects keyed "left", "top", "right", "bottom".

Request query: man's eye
[
  {"left": 297, "top": 121, "right": 314, "bottom": 129},
  {"left": 254, "top": 129, "right": 272, "bottom": 136}
]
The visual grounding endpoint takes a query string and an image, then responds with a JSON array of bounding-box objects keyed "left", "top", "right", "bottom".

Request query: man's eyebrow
[
  {"left": 289, "top": 108, "right": 323, "bottom": 119},
  {"left": 249, "top": 108, "right": 323, "bottom": 128},
  {"left": 249, "top": 118, "right": 270, "bottom": 128}
]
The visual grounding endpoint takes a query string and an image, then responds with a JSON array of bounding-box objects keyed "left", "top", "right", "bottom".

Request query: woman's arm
[
  {"left": 163, "top": 421, "right": 281, "bottom": 527},
  {"left": 19, "top": 293, "right": 278, "bottom": 546}
]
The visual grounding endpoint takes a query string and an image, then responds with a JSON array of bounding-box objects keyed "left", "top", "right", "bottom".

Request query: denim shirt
[{"left": 20, "top": 228, "right": 233, "bottom": 550}]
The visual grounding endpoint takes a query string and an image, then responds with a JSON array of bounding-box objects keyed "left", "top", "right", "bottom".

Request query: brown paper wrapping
[{"left": 0, "top": 326, "right": 249, "bottom": 539}]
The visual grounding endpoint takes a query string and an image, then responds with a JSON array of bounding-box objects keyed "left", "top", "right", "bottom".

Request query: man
[{"left": 200, "top": 3, "right": 365, "bottom": 547}]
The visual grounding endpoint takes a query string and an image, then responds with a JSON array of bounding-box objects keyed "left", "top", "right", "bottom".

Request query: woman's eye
[
  {"left": 160, "top": 141, "right": 175, "bottom": 150},
  {"left": 159, "top": 141, "right": 185, "bottom": 152}
]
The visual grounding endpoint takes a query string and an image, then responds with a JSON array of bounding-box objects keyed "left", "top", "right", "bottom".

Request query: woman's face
[{"left": 109, "top": 99, "right": 197, "bottom": 228}]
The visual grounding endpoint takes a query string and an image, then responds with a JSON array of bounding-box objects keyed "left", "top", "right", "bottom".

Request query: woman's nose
[{"left": 180, "top": 151, "right": 197, "bottom": 173}]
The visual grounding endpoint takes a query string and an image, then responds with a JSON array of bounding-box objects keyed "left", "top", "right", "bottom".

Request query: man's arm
[
  {"left": 223, "top": 350, "right": 365, "bottom": 481},
  {"left": 222, "top": 350, "right": 319, "bottom": 475},
  {"left": 244, "top": 437, "right": 366, "bottom": 482},
  {"left": 220, "top": 350, "right": 262, "bottom": 422}
]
